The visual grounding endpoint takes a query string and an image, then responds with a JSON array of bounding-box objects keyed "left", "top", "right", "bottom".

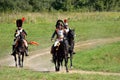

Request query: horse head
[
  {"left": 67, "top": 29, "right": 75, "bottom": 54},
  {"left": 16, "top": 32, "right": 25, "bottom": 52},
  {"left": 68, "top": 29, "right": 75, "bottom": 40},
  {"left": 53, "top": 40, "right": 69, "bottom": 72}
]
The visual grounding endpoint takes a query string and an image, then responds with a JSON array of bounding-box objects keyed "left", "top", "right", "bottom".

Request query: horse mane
[
  {"left": 68, "top": 29, "right": 75, "bottom": 40},
  {"left": 15, "top": 33, "right": 26, "bottom": 52}
]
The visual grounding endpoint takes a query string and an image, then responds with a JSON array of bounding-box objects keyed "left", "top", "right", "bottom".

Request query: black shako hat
[{"left": 16, "top": 19, "right": 23, "bottom": 27}]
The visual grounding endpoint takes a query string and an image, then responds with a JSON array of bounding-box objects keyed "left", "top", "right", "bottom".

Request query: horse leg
[
  {"left": 57, "top": 59, "right": 60, "bottom": 71},
  {"left": 70, "top": 52, "right": 73, "bottom": 68},
  {"left": 65, "top": 58, "right": 68, "bottom": 72},
  {"left": 54, "top": 59, "right": 58, "bottom": 72},
  {"left": 14, "top": 55, "right": 17, "bottom": 67},
  {"left": 55, "top": 60, "right": 60, "bottom": 71},
  {"left": 60, "top": 58, "right": 63, "bottom": 66},
  {"left": 21, "top": 52, "right": 24, "bottom": 67},
  {"left": 65, "top": 54, "right": 69, "bottom": 72},
  {"left": 18, "top": 53, "right": 21, "bottom": 67},
  {"left": 53, "top": 51, "right": 59, "bottom": 72},
  {"left": 55, "top": 57, "right": 60, "bottom": 72},
  {"left": 55, "top": 60, "right": 59, "bottom": 71},
  {"left": 53, "top": 55, "right": 57, "bottom": 72}
]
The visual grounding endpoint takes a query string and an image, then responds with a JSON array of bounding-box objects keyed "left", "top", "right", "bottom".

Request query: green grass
[
  {"left": 0, "top": 12, "right": 120, "bottom": 57},
  {"left": 0, "top": 67, "right": 120, "bottom": 80},
  {"left": 0, "top": 23, "right": 54, "bottom": 57},
  {"left": 70, "top": 20, "right": 120, "bottom": 41},
  {"left": 0, "top": 12, "right": 120, "bottom": 79},
  {"left": 73, "top": 41, "right": 120, "bottom": 73}
]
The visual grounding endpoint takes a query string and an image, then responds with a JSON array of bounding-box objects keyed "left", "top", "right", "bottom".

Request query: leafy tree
[{"left": 0, "top": 0, "right": 119, "bottom": 12}]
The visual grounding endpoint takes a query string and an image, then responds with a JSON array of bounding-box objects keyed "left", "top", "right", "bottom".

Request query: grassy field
[
  {"left": 73, "top": 41, "right": 120, "bottom": 73},
  {"left": 0, "top": 12, "right": 120, "bottom": 57},
  {"left": 0, "top": 12, "right": 120, "bottom": 79},
  {"left": 0, "top": 67, "right": 120, "bottom": 80}
]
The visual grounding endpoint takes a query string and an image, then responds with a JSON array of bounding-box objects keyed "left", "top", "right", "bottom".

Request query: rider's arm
[
  {"left": 14, "top": 30, "right": 17, "bottom": 37},
  {"left": 23, "top": 29, "right": 27, "bottom": 36},
  {"left": 51, "top": 30, "right": 57, "bottom": 40}
]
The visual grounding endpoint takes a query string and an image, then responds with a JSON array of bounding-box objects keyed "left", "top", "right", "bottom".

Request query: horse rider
[
  {"left": 64, "top": 19, "right": 70, "bottom": 33},
  {"left": 51, "top": 22, "right": 66, "bottom": 47},
  {"left": 50, "top": 21, "right": 69, "bottom": 60},
  {"left": 11, "top": 19, "right": 29, "bottom": 56},
  {"left": 64, "top": 19, "right": 76, "bottom": 54}
]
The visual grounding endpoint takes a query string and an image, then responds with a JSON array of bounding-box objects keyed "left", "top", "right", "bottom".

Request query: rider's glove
[
  {"left": 16, "top": 33, "right": 19, "bottom": 37},
  {"left": 16, "top": 31, "right": 20, "bottom": 37}
]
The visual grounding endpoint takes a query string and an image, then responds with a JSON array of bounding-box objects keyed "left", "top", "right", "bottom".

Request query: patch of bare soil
[{"left": 1, "top": 37, "right": 120, "bottom": 75}]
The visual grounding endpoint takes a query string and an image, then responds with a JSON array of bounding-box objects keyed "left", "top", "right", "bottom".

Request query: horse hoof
[
  {"left": 73, "top": 52, "right": 76, "bottom": 54},
  {"left": 25, "top": 54, "right": 29, "bottom": 56},
  {"left": 66, "top": 70, "right": 69, "bottom": 73}
]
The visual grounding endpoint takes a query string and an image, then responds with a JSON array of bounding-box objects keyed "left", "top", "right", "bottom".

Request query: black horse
[
  {"left": 53, "top": 40, "right": 69, "bottom": 72},
  {"left": 13, "top": 32, "right": 26, "bottom": 67},
  {"left": 67, "top": 29, "right": 75, "bottom": 68}
]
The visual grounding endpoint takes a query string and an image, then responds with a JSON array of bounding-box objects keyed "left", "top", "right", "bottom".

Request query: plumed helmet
[
  {"left": 64, "top": 19, "right": 67, "bottom": 23},
  {"left": 64, "top": 19, "right": 68, "bottom": 27},
  {"left": 16, "top": 19, "right": 23, "bottom": 27},
  {"left": 56, "top": 19, "right": 64, "bottom": 28},
  {"left": 22, "top": 17, "right": 26, "bottom": 22}
]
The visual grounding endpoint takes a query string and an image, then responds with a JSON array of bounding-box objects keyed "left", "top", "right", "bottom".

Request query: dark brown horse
[
  {"left": 13, "top": 32, "right": 26, "bottom": 67},
  {"left": 53, "top": 40, "right": 69, "bottom": 72},
  {"left": 67, "top": 29, "right": 75, "bottom": 68}
]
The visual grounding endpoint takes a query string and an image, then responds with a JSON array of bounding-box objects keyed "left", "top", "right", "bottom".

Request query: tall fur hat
[{"left": 16, "top": 19, "right": 23, "bottom": 27}]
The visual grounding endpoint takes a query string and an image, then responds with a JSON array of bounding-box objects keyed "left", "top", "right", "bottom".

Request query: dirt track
[{"left": 1, "top": 37, "right": 120, "bottom": 75}]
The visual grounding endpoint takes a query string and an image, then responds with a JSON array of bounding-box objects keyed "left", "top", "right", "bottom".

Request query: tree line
[{"left": 0, "top": 0, "right": 120, "bottom": 12}]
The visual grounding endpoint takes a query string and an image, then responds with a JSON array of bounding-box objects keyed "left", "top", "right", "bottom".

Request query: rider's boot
[
  {"left": 25, "top": 47, "right": 29, "bottom": 56},
  {"left": 11, "top": 45, "right": 15, "bottom": 56}
]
